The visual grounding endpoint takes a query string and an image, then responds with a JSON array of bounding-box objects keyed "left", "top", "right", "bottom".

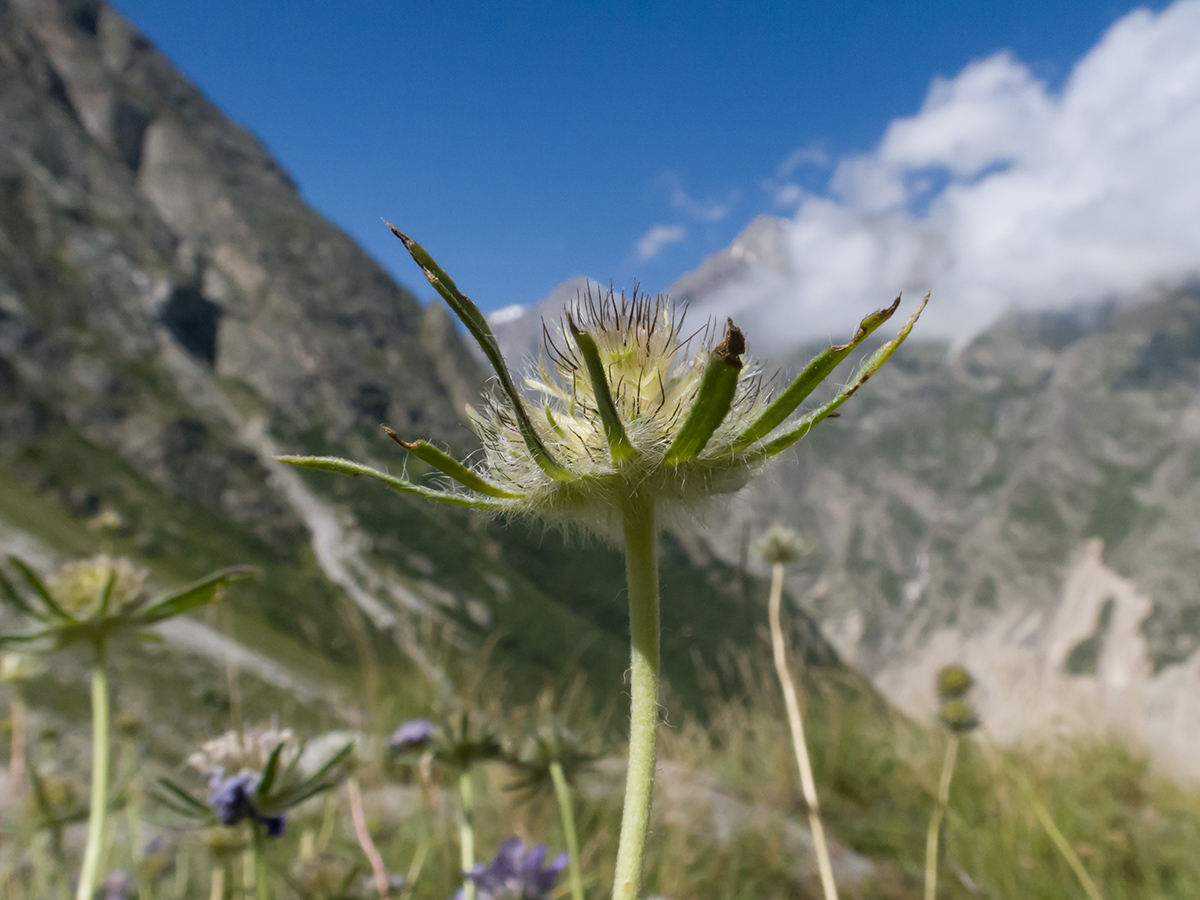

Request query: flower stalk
[
  {"left": 75, "top": 642, "right": 110, "bottom": 900},
  {"left": 459, "top": 769, "right": 477, "bottom": 900},
  {"left": 612, "top": 496, "right": 660, "bottom": 900},
  {"left": 924, "top": 734, "right": 959, "bottom": 900},
  {"left": 251, "top": 824, "right": 272, "bottom": 900},
  {"left": 767, "top": 560, "right": 838, "bottom": 900},
  {"left": 550, "top": 759, "right": 585, "bottom": 900}
]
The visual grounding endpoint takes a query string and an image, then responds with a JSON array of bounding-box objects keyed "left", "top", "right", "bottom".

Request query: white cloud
[
  {"left": 698, "top": 0, "right": 1200, "bottom": 349},
  {"left": 636, "top": 224, "right": 686, "bottom": 261},
  {"left": 776, "top": 143, "right": 829, "bottom": 177}
]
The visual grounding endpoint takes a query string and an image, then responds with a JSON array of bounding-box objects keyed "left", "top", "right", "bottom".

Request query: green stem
[
  {"left": 769, "top": 564, "right": 838, "bottom": 900},
  {"left": 459, "top": 768, "right": 477, "bottom": 900},
  {"left": 612, "top": 497, "right": 660, "bottom": 900},
  {"left": 252, "top": 825, "right": 272, "bottom": 900},
  {"left": 924, "top": 734, "right": 959, "bottom": 900},
  {"left": 76, "top": 641, "right": 110, "bottom": 900},
  {"left": 550, "top": 760, "right": 585, "bottom": 900}
]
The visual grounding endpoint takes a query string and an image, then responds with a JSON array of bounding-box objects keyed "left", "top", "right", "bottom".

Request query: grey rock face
[{"left": 0, "top": 0, "right": 481, "bottom": 543}]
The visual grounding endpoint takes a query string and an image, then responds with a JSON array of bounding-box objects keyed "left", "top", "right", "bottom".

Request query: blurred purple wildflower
[
  {"left": 208, "top": 771, "right": 286, "bottom": 837},
  {"left": 455, "top": 839, "right": 568, "bottom": 900},
  {"left": 388, "top": 718, "right": 438, "bottom": 754},
  {"left": 97, "top": 870, "right": 134, "bottom": 900}
]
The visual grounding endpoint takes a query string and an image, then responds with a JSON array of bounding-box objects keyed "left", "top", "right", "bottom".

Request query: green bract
[{"left": 278, "top": 227, "right": 928, "bottom": 528}]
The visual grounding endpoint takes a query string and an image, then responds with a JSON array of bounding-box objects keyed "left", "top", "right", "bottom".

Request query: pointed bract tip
[
  {"left": 715, "top": 318, "right": 745, "bottom": 367},
  {"left": 381, "top": 424, "right": 406, "bottom": 447},
  {"left": 383, "top": 221, "right": 413, "bottom": 247}
]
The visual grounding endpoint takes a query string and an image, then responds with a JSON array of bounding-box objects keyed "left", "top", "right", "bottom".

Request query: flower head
[
  {"left": 755, "top": 524, "right": 808, "bottom": 566},
  {"left": 0, "top": 554, "right": 253, "bottom": 652},
  {"left": 155, "top": 727, "right": 353, "bottom": 839},
  {"left": 457, "top": 839, "right": 569, "bottom": 900},
  {"left": 387, "top": 718, "right": 438, "bottom": 755},
  {"left": 939, "top": 698, "right": 980, "bottom": 734},
  {"left": 187, "top": 724, "right": 299, "bottom": 778},
  {"left": 48, "top": 555, "right": 149, "bottom": 619},
  {"left": 279, "top": 230, "right": 927, "bottom": 533},
  {"left": 506, "top": 719, "right": 595, "bottom": 801},
  {"left": 936, "top": 664, "right": 974, "bottom": 701}
]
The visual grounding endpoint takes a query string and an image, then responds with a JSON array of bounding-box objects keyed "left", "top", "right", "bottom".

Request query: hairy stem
[
  {"left": 76, "top": 642, "right": 110, "bottom": 900},
  {"left": 769, "top": 563, "right": 839, "bottom": 900},
  {"left": 550, "top": 760, "right": 586, "bottom": 900},
  {"left": 459, "top": 769, "right": 477, "bottom": 900},
  {"left": 252, "top": 825, "right": 272, "bottom": 900},
  {"left": 924, "top": 734, "right": 959, "bottom": 900},
  {"left": 612, "top": 497, "right": 661, "bottom": 900}
]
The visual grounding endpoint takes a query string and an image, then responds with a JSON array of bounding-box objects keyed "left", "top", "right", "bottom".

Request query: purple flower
[
  {"left": 388, "top": 718, "right": 438, "bottom": 754},
  {"left": 208, "top": 771, "right": 287, "bottom": 837},
  {"left": 209, "top": 772, "right": 259, "bottom": 825},
  {"left": 456, "top": 839, "right": 569, "bottom": 900},
  {"left": 98, "top": 870, "right": 134, "bottom": 900}
]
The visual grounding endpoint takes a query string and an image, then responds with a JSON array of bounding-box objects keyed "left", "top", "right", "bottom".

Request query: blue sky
[{"left": 110, "top": 0, "right": 1172, "bottom": 318}]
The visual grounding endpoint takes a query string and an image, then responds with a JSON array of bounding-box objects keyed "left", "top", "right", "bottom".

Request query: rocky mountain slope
[
  {"left": 0, "top": 0, "right": 803, "bottom": 755},
  {"left": 692, "top": 267, "right": 1200, "bottom": 776}
]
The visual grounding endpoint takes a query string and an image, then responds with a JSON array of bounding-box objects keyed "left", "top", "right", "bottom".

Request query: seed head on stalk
[
  {"left": 278, "top": 226, "right": 928, "bottom": 900},
  {"left": 279, "top": 226, "right": 927, "bottom": 526}
]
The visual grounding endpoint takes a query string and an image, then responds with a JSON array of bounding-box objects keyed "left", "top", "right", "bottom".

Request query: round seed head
[
  {"left": 936, "top": 664, "right": 974, "bottom": 700},
  {"left": 755, "top": 524, "right": 807, "bottom": 565},
  {"left": 47, "top": 555, "right": 150, "bottom": 619},
  {"left": 939, "top": 698, "right": 980, "bottom": 734}
]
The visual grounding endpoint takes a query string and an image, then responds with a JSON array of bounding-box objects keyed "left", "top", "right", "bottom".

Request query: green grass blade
[
  {"left": 383, "top": 427, "right": 524, "bottom": 498},
  {"left": 756, "top": 292, "right": 928, "bottom": 458},
  {"left": 387, "top": 225, "right": 571, "bottom": 481},
  {"left": 733, "top": 297, "right": 900, "bottom": 449},
  {"left": 277, "top": 455, "right": 507, "bottom": 510},
  {"left": 7, "top": 556, "right": 75, "bottom": 622},
  {"left": 664, "top": 320, "right": 745, "bottom": 463},
  {"left": 568, "top": 318, "right": 636, "bottom": 464}
]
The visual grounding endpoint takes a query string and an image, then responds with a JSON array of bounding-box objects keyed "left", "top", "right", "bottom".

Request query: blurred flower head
[
  {"left": 939, "top": 698, "right": 980, "bottom": 734},
  {"left": 506, "top": 719, "right": 595, "bottom": 801},
  {"left": 48, "top": 556, "right": 149, "bottom": 619},
  {"left": 387, "top": 718, "right": 438, "bottom": 756},
  {"left": 187, "top": 724, "right": 299, "bottom": 778},
  {"left": 0, "top": 554, "right": 252, "bottom": 652},
  {"left": 936, "top": 664, "right": 974, "bottom": 701},
  {"left": 157, "top": 727, "right": 352, "bottom": 840},
  {"left": 457, "top": 838, "right": 569, "bottom": 900},
  {"left": 97, "top": 869, "right": 135, "bottom": 900},
  {"left": 755, "top": 524, "right": 808, "bottom": 566}
]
